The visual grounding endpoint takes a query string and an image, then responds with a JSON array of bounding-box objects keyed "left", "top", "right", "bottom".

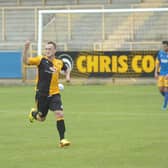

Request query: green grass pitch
[{"left": 0, "top": 84, "right": 168, "bottom": 168}]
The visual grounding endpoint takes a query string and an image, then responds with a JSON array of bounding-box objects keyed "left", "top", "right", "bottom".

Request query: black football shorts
[{"left": 35, "top": 91, "right": 63, "bottom": 117}]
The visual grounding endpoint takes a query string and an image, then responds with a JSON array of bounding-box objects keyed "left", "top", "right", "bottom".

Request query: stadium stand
[
  {"left": 142, "top": 0, "right": 168, "bottom": 2},
  {"left": 0, "top": 0, "right": 167, "bottom": 51},
  {"left": 0, "top": 11, "right": 2, "bottom": 40},
  {"left": 1, "top": 0, "right": 168, "bottom": 7},
  {"left": 111, "top": 0, "right": 141, "bottom": 4},
  {"left": 21, "top": 0, "right": 44, "bottom": 6},
  {"left": 5, "top": 9, "right": 35, "bottom": 41},
  {"left": 0, "top": 0, "right": 144, "bottom": 7},
  {"left": 0, "top": 0, "right": 168, "bottom": 82},
  {"left": 0, "top": 0, "right": 19, "bottom": 6}
]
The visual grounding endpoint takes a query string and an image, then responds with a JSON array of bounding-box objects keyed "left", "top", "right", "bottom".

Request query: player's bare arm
[
  {"left": 154, "top": 63, "right": 159, "bottom": 79},
  {"left": 65, "top": 68, "right": 71, "bottom": 82},
  {"left": 23, "top": 40, "right": 31, "bottom": 65}
]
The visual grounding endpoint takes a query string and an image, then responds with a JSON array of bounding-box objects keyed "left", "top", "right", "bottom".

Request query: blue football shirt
[{"left": 157, "top": 50, "right": 168, "bottom": 75}]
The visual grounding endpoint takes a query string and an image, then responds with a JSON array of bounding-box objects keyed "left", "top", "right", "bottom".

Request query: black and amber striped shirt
[{"left": 28, "top": 56, "right": 67, "bottom": 96}]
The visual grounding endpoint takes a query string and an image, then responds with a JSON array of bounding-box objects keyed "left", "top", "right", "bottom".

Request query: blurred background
[{"left": 0, "top": 0, "right": 167, "bottom": 84}]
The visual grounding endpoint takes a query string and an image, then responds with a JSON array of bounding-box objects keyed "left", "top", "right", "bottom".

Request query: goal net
[{"left": 35, "top": 5, "right": 168, "bottom": 83}]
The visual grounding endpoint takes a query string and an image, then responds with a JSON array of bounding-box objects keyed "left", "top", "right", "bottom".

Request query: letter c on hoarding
[{"left": 76, "top": 56, "right": 87, "bottom": 73}]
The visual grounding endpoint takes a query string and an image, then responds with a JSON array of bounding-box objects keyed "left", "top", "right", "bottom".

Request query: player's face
[
  {"left": 163, "top": 44, "right": 168, "bottom": 52},
  {"left": 45, "top": 44, "right": 56, "bottom": 57}
]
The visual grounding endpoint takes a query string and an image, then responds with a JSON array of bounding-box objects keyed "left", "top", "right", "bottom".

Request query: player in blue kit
[{"left": 155, "top": 41, "right": 168, "bottom": 110}]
